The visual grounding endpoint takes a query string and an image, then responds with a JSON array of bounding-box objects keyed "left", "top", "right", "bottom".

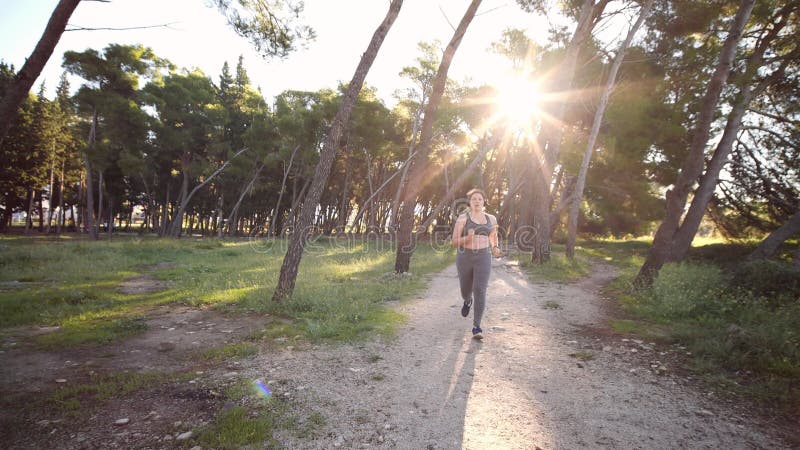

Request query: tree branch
[{"left": 66, "top": 22, "right": 179, "bottom": 32}]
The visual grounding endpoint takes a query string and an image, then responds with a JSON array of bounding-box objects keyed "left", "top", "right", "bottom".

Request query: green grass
[
  {"left": 195, "top": 376, "right": 328, "bottom": 447},
  {"left": 46, "top": 370, "right": 182, "bottom": 414},
  {"left": 509, "top": 243, "right": 592, "bottom": 283},
  {"left": 0, "top": 235, "right": 454, "bottom": 347},
  {"left": 581, "top": 237, "right": 800, "bottom": 414},
  {"left": 201, "top": 342, "right": 259, "bottom": 362},
  {"left": 194, "top": 406, "right": 281, "bottom": 449}
]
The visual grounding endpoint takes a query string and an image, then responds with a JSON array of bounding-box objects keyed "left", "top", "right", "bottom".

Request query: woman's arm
[
  {"left": 451, "top": 216, "right": 468, "bottom": 247},
  {"left": 489, "top": 215, "right": 502, "bottom": 257}
]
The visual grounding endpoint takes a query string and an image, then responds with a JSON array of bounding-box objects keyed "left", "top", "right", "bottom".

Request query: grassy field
[{"left": 0, "top": 234, "right": 455, "bottom": 347}]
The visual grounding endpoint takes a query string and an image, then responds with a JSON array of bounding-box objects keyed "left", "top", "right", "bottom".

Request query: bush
[
  {"left": 643, "top": 262, "right": 731, "bottom": 319},
  {"left": 730, "top": 259, "right": 800, "bottom": 306}
]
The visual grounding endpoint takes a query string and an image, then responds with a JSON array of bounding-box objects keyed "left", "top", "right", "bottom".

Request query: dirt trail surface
[{"left": 253, "top": 260, "right": 791, "bottom": 449}]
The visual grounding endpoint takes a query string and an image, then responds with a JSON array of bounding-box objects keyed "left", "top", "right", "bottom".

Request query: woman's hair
[{"left": 466, "top": 188, "right": 486, "bottom": 201}]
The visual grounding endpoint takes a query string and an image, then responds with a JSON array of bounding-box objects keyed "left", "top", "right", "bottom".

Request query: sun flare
[{"left": 494, "top": 74, "right": 541, "bottom": 129}]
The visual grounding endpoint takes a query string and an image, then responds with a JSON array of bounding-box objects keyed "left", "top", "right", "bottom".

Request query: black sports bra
[{"left": 462, "top": 213, "right": 492, "bottom": 237}]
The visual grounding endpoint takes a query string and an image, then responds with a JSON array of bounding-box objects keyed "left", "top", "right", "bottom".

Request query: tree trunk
[
  {"left": 159, "top": 186, "right": 170, "bottom": 237},
  {"left": 387, "top": 98, "right": 425, "bottom": 230},
  {"left": 530, "top": 0, "right": 603, "bottom": 264},
  {"left": 106, "top": 197, "right": 113, "bottom": 241},
  {"left": 56, "top": 158, "right": 65, "bottom": 234},
  {"left": 337, "top": 148, "right": 352, "bottom": 232},
  {"left": 228, "top": 163, "right": 264, "bottom": 234},
  {"left": 216, "top": 194, "right": 224, "bottom": 237},
  {"left": 168, "top": 147, "right": 249, "bottom": 238},
  {"left": 747, "top": 209, "right": 800, "bottom": 261},
  {"left": 77, "top": 171, "right": 85, "bottom": 231},
  {"left": 395, "top": 0, "right": 483, "bottom": 274},
  {"left": 37, "top": 190, "right": 45, "bottom": 232},
  {"left": 139, "top": 173, "right": 155, "bottom": 234},
  {"left": 273, "top": 0, "right": 404, "bottom": 301},
  {"left": 45, "top": 155, "right": 56, "bottom": 233},
  {"left": 363, "top": 153, "right": 376, "bottom": 233},
  {"left": 635, "top": 0, "right": 755, "bottom": 287},
  {"left": 84, "top": 109, "right": 99, "bottom": 240},
  {"left": 24, "top": 189, "right": 34, "bottom": 233},
  {"left": 168, "top": 165, "right": 190, "bottom": 236},
  {"left": 566, "top": 0, "right": 653, "bottom": 258},
  {"left": 667, "top": 6, "right": 792, "bottom": 263},
  {"left": 388, "top": 151, "right": 413, "bottom": 230},
  {"left": 97, "top": 170, "right": 105, "bottom": 236},
  {"left": 287, "top": 177, "right": 312, "bottom": 233},
  {"left": 349, "top": 150, "right": 417, "bottom": 233},
  {"left": 269, "top": 144, "right": 299, "bottom": 235},
  {"left": 0, "top": 0, "right": 80, "bottom": 145}
]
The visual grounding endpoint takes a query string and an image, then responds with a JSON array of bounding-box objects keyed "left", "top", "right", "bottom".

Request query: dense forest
[{"left": 1, "top": 0, "right": 798, "bottom": 286}]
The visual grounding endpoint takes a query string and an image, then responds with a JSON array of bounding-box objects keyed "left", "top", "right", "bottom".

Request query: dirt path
[{"left": 246, "top": 259, "right": 790, "bottom": 449}]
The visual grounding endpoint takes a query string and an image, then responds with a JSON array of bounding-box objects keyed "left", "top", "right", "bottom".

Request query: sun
[{"left": 493, "top": 73, "right": 541, "bottom": 129}]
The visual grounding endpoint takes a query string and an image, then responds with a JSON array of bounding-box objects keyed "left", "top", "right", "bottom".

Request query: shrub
[
  {"left": 644, "top": 262, "right": 731, "bottom": 319},
  {"left": 730, "top": 259, "right": 800, "bottom": 307}
]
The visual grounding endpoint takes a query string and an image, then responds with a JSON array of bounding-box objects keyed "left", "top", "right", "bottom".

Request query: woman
[{"left": 451, "top": 188, "right": 502, "bottom": 339}]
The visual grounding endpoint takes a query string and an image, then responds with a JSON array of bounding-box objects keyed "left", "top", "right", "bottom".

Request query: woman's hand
[
  {"left": 491, "top": 245, "right": 503, "bottom": 258},
  {"left": 464, "top": 228, "right": 476, "bottom": 246}
]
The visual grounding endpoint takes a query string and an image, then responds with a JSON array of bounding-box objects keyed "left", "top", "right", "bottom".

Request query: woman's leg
[
  {"left": 471, "top": 251, "right": 492, "bottom": 329},
  {"left": 456, "top": 250, "right": 474, "bottom": 304}
]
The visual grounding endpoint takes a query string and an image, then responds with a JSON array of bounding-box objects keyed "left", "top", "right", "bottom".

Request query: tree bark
[
  {"left": 0, "top": 0, "right": 81, "bottom": 145},
  {"left": 394, "top": 0, "right": 483, "bottom": 274},
  {"left": 747, "top": 209, "right": 800, "bottom": 261},
  {"left": 566, "top": 0, "right": 653, "bottom": 258},
  {"left": 272, "top": 0, "right": 404, "bottom": 301},
  {"left": 635, "top": 0, "right": 756, "bottom": 287}
]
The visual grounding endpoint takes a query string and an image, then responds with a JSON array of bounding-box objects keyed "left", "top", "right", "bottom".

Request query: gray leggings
[{"left": 456, "top": 247, "right": 492, "bottom": 328}]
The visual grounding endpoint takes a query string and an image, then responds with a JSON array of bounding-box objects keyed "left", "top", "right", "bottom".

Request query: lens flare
[
  {"left": 253, "top": 379, "right": 272, "bottom": 399},
  {"left": 494, "top": 73, "right": 541, "bottom": 128}
]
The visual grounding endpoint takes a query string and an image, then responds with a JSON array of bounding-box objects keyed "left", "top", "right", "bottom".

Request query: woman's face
[{"left": 469, "top": 193, "right": 484, "bottom": 210}]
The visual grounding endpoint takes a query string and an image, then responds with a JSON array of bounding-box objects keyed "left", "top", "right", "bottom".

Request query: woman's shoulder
[
  {"left": 455, "top": 212, "right": 468, "bottom": 223},
  {"left": 485, "top": 213, "right": 498, "bottom": 224}
]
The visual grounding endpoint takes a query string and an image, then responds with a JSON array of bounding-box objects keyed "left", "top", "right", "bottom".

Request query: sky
[{"left": 0, "top": 0, "right": 556, "bottom": 106}]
